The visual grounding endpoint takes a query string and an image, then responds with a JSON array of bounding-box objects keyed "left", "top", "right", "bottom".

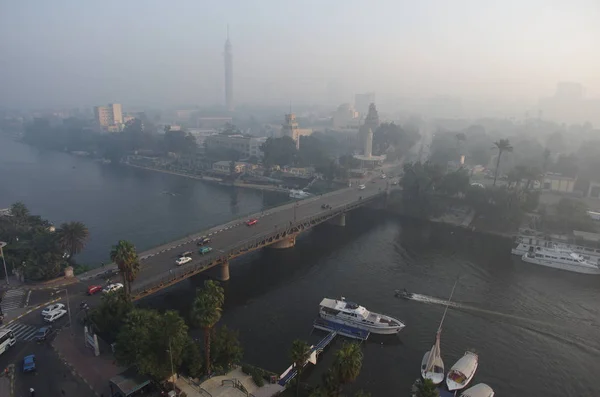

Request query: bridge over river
[{"left": 80, "top": 176, "right": 394, "bottom": 300}]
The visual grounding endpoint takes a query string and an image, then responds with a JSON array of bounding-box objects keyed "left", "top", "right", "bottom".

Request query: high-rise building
[
  {"left": 224, "top": 26, "right": 234, "bottom": 111},
  {"left": 354, "top": 92, "right": 375, "bottom": 116},
  {"left": 93, "top": 103, "right": 123, "bottom": 129}
]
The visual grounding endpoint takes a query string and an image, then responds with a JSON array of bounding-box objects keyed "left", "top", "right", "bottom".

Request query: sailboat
[{"left": 420, "top": 280, "right": 458, "bottom": 385}]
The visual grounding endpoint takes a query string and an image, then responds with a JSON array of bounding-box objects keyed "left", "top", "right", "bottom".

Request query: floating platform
[{"left": 313, "top": 318, "right": 370, "bottom": 340}]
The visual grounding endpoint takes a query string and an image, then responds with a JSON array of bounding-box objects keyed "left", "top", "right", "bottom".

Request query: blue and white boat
[{"left": 318, "top": 297, "right": 405, "bottom": 335}]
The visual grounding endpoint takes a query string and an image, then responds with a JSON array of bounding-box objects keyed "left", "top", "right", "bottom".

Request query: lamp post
[
  {"left": 0, "top": 241, "right": 9, "bottom": 285},
  {"left": 167, "top": 340, "right": 175, "bottom": 393},
  {"left": 293, "top": 201, "right": 298, "bottom": 222},
  {"left": 53, "top": 288, "right": 73, "bottom": 336}
]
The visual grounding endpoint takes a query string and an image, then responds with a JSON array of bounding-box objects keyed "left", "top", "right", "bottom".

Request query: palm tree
[
  {"left": 57, "top": 221, "right": 89, "bottom": 261},
  {"left": 333, "top": 342, "right": 363, "bottom": 396},
  {"left": 492, "top": 139, "right": 513, "bottom": 186},
  {"left": 290, "top": 339, "right": 311, "bottom": 396},
  {"left": 110, "top": 240, "right": 140, "bottom": 299},
  {"left": 191, "top": 280, "right": 225, "bottom": 375},
  {"left": 10, "top": 202, "right": 30, "bottom": 226},
  {"left": 416, "top": 378, "right": 440, "bottom": 397}
]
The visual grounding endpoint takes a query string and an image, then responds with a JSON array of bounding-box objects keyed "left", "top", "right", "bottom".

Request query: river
[{"left": 2, "top": 134, "right": 599, "bottom": 396}]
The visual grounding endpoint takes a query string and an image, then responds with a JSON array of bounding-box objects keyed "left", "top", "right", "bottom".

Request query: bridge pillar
[
  {"left": 216, "top": 261, "right": 230, "bottom": 281},
  {"left": 270, "top": 235, "right": 296, "bottom": 249},
  {"left": 329, "top": 212, "right": 346, "bottom": 227}
]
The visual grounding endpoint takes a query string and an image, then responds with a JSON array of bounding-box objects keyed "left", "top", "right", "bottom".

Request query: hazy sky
[{"left": 1, "top": 0, "right": 599, "bottom": 109}]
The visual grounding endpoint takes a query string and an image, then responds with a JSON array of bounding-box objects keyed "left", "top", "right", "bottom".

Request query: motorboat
[
  {"left": 446, "top": 351, "right": 479, "bottom": 391},
  {"left": 521, "top": 247, "right": 600, "bottom": 275},
  {"left": 421, "top": 280, "right": 458, "bottom": 385},
  {"left": 394, "top": 289, "right": 414, "bottom": 299},
  {"left": 460, "top": 383, "right": 494, "bottom": 397},
  {"left": 318, "top": 297, "right": 405, "bottom": 335}
]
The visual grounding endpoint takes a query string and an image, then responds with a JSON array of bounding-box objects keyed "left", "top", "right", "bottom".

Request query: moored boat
[
  {"left": 521, "top": 247, "right": 600, "bottom": 275},
  {"left": 460, "top": 383, "right": 494, "bottom": 397},
  {"left": 446, "top": 351, "right": 478, "bottom": 391},
  {"left": 318, "top": 297, "right": 405, "bottom": 335}
]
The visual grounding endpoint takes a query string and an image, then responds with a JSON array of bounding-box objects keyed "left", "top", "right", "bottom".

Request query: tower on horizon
[{"left": 224, "top": 25, "right": 234, "bottom": 111}]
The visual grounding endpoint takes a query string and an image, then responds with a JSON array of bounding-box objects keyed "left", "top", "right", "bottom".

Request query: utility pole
[{"left": 167, "top": 340, "right": 175, "bottom": 393}]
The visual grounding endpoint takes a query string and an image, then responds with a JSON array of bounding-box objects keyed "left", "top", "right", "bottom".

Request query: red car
[
  {"left": 246, "top": 219, "right": 258, "bottom": 226},
  {"left": 87, "top": 285, "right": 103, "bottom": 295}
]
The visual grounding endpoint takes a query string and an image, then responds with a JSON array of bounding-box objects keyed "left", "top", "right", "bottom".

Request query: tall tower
[{"left": 224, "top": 25, "right": 234, "bottom": 111}]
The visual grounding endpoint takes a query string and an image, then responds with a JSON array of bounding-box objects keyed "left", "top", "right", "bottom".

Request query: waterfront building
[
  {"left": 93, "top": 103, "right": 123, "bottom": 131},
  {"left": 281, "top": 113, "right": 313, "bottom": 150},
  {"left": 204, "top": 134, "right": 267, "bottom": 159},
  {"left": 212, "top": 161, "right": 256, "bottom": 174}
]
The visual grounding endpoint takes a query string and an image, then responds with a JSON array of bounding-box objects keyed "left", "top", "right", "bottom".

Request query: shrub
[
  {"left": 241, "top": 364, "right": 253, "bottom": 375},
  {"left": 251, "top": 369, "right": 265, "bottom": 387}
]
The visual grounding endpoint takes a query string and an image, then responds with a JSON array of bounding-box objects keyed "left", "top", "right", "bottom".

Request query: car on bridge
[
  {"left": 196, "top": 237, "right": 211, "bottom": 246},
  {"left": 198, "top": 246, "right": 213, "bottom": 255},
  {"left": 176, "top": 256, "right": 192, "bottom": 266},
  {"left": 246, "top": 219, "right": 258, "bottom": 226}
]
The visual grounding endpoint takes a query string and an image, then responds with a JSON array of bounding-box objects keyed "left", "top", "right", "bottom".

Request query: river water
[{"left": 2, "top": 134, "right": 599, "bottom": 396}]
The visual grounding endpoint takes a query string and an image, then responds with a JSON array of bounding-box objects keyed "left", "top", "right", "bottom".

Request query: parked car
[
  {"left": 176, "top": 256, "right": 192, "bottom": 266},
  {"left": 246, "top": 219, "right": 258, "bottom": 226},
  {"left": 196, "top": 237, "right": 211, "bottom": 246},
  {"left": 87, "top": 285, "right": 103, "bottom": 295},
  {"left": 198, "top": 246, "right": 213, "bottom": 255},
  {"left": 102, "top": 283, "right": 124, "bottom": 294},
  {"left": 41, "top": 303, "right": 65, "bottom": 317},
  {"left": 23, "top": 355, "right": 36, "bottom": 372},
  {"left": 43, "top": 309, "right": 67, "bottom": 323},
  {"left": 34, "top": 326, "right": 52, "bottom": 342}
]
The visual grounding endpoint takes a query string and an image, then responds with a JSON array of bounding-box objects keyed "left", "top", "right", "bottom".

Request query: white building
[
  {"left": 204, "top": 134, "right": 267, "bottom": 158},
  {"left": 332, "top": 104, "right": 360, "bottom": 131}
]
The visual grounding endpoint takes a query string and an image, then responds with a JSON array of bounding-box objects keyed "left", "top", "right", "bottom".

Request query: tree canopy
[{"left": 261, "top": 136, "right": 298, "bottom": 167}]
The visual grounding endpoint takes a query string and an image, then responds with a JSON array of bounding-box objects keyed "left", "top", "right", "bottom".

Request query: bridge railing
[{"left": 130, "top": 193, "right": 384, "bottom": 298}]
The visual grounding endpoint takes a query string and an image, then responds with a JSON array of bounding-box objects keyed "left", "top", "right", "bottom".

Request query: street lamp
[
  {"left": 293, "top": 202, "right": 298, "bottom": 222},
  {"left": 167, "top": 340, "right": 175, "bottom": 393},
  {"left": 52, "top": 288, "right": 73, "bottom": 336},
  {"left": 0, "top": 241, "right": 9, "bottom": 285}
]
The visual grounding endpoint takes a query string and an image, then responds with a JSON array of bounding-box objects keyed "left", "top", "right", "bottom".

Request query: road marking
[
  {"left": 1, "top": 289, "right": 27, "bottom": 312},
  {"left": 3, "top": 321, "right": 39, "bottom": 341}
]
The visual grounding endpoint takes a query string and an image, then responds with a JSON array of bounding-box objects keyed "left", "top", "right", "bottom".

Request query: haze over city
[{"left": 2, "top": 0, "right": 600, "bottom": 115}]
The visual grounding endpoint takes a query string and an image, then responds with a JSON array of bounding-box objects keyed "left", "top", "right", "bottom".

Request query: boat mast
[{"left": 438, "top": 278, "right": 458, "bottom": 333}]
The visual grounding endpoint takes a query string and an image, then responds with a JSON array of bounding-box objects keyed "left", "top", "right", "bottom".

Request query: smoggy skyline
[{"left": 1, "top": 0, "right": 599, "bottom": 110}]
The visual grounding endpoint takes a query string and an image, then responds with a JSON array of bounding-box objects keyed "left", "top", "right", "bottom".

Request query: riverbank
[{"left": 122, "top": 162, "right": 291, "bottom": 193}]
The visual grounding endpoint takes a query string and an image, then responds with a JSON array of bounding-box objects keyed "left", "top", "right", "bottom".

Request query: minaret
[
  {"left": 224, "top": 25, "right": 234, "bottom": 111},
  {"left": 364, "top": 128, "right": 373, "bottom": 158}
]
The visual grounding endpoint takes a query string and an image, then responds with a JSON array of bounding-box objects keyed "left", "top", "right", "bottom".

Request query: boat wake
[{"left": 403, "top": 293, "right": 600, "bottom": 330}]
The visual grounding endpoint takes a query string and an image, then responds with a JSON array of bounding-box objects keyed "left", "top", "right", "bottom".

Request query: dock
[{"left": 278, "top": 319, "right": 370, "bottom": 386}]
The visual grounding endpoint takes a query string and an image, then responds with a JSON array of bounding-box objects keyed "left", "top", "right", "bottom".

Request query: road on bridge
[{"left": 80, "top": 173, "right": 397, "bottom": 298}]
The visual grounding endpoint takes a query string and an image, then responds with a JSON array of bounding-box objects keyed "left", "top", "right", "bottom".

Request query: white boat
[
  {"left": 511, "top": 234, "right": 600, "bottom": 263},
  {"left": 289, "top": 189, "right": 311, "bottom": 199},
  {"left": 446, "top": 351, "right": 479, "bottom": 391},
  {"left": 318, "top": 297, "right": 405, "bottom": 335},
  {"left": 421, "top": 280, "right": 458, "bottom": 385},
  {"left": 521, "top": 247, "right": 600, "bottom": 275},
  {"left": 461, "top": 383, "right": 494, "bottom": 397}
]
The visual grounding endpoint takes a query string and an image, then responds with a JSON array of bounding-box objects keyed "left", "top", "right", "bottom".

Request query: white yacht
[
  {"left": 446, "top": 351, "right": 479, "bottom": 391},
  {"left": 512, "top": 234, "right": 600, "bottom": 263},
  {"left": 318, "top": 297, "right": 405, "bottom": 335},
  {"left": 521, "top": 247, "right": 600, "bottom": 275},
  {"left": 289, "top": 189, "right": 311, "bottom": 199},
  {"left": 461, "top": 383, "right": 495, "bottom": 397}
]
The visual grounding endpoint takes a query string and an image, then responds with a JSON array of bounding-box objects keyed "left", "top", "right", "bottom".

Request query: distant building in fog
[
  {"left": 358, "top": 103, "right": 380, "bottom": 152},
  {"left": 354, "top": 92, "right": 375, "bottom": 116},
  {"left": 94, "top": 103, "right": 123, "bottom": 131},
  {"left": 539, "top": 82, "right": 600, "bottom": 125},
  {"left": 204, "top": 134, "right": 267, "bottom": 158},
  {"left": 332, "top": 103, "right": 360, "bottom": 131},
  {"left": 281, "top": 113, "right": 313, "bottom": 149}
]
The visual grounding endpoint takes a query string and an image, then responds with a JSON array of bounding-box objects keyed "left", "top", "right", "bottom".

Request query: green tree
[
  {"left": 332, "top": 342, "right": 363, "bottom": 396},
  {"left": 10, "top": 202, "right": 30, "bottom": 226},
  {"left": 110, "top": 240, "right": 140, "bottom": 300},
  {"left": 211, "top": 325, "right": 243, "bottom": 371},
  {"left": 181, "top": 338, "right": 203, "bottom": 378},
  {"left": 261, "top": 137, "right": 298, "bottom": 167},
  {"left": 57, "top": 221, "right": 89, "bottom": 261},
  {"left": 116, "top": 309, "right": 189, "bottom": 381},
  {"left": 416, "top": 378, "right": 439, "bottom": 397},
  {"left": 90, "top": 290, "right": 133, "bottom": 342},
  {"left": 492, "top": 139, "right": 513, "bottom": 186},
  {"left": 290, "top": 339, "right": 311, "bottom": 396},
  {"left": 191, "top": 280, "right": 225, "bottom": 375}
]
